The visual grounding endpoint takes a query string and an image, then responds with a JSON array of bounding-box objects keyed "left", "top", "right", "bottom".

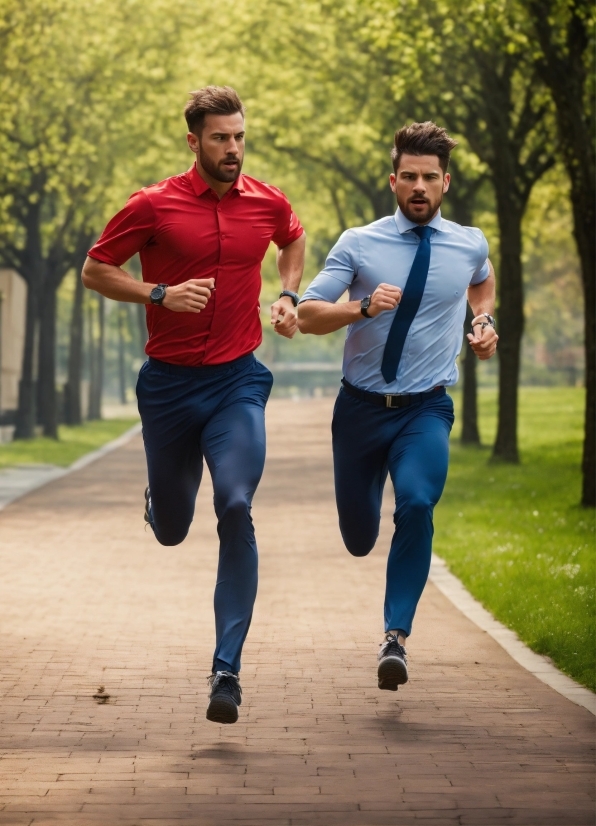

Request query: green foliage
[
  {"left": 435, "top": 386, "right": 595, "bottom": 689},
  {"left": 0, "top": 0, "right": 198, "bottom": 268},
  {"left": 0, "top": 418, "right": 137, "bottom": 468}
]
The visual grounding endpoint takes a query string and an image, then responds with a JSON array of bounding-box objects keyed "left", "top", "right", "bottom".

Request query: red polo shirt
[{"left": 88, "top": 166, "right": 304, "bottom": 365}]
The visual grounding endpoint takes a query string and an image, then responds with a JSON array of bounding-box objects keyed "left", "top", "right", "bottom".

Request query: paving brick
[{"left": 0, "top": 398, "right": 593, "bottom": 825}]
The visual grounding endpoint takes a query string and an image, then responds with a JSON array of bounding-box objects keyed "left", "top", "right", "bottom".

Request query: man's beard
[
  {"left": 399, "top": 193, "right": 442, "bottom": 224},
  {"left": 199, "top": 144, "right": 243, "bottom": 183}
]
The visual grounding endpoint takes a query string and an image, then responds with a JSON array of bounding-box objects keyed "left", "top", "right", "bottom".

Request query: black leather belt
[{"left": 341, "top": 378, "right": 445, "bottom": 409}]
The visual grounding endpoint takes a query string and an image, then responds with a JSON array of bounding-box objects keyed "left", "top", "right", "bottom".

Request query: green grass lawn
[
  {"left": 436, "top": 386, "right": 595, "bottom": 691},
  {"left": 0, "top": 418, "right": 139, "bottom": 469}
]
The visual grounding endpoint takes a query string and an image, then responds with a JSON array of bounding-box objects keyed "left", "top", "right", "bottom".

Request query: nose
[
  {"left": 226, "top": 139, "right": 239, "bottom": 156},
  {"left": 413, "top": 176, "right": 426, "bottom": 192}
]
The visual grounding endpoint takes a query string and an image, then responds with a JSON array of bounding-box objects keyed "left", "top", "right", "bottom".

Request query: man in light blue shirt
[{"left": 299, "top": 121, "right": 498, "bottom": 693}]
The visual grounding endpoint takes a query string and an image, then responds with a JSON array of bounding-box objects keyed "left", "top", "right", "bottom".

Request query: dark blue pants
[
  {"left": 136, "top": 354, "right": 273, "bottom": 674},
  {"left": 332, "top": 387, "right": 454, "bottom": 636}
]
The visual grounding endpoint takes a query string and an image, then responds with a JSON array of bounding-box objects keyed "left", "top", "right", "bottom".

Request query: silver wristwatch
[{"left": 473, "top": 313, "right": 496, "bottom": 330}]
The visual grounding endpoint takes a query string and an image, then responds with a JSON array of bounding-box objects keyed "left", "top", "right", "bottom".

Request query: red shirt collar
[{"left": 188, "top": 164, "right": 245, "bottom": 197}]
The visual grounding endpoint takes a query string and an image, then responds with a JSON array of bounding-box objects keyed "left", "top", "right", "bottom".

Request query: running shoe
[
  {"left": 206, "top": 671, "right": 242, "bottom": 724},
  {"left": 377, "top": 633, "right": 408, "bottom": 691}
]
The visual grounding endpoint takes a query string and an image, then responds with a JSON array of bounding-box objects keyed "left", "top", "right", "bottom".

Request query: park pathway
[{"left": 0, "top": 398, "right": 593, "bottom": 825}]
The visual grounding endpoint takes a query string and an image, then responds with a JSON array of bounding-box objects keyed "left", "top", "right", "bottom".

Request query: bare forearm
[
  {"left": 298, "top": 298, "right": 361, "bottom": 335},
  {"left": 277, "top": 233, "right": 306, "bottom": 293},
  {"left": 467, "top": 259, "right": 496, "bottom": 317},
  {"left": 81, "top": 257, "right": 152, "bottom": 303}
]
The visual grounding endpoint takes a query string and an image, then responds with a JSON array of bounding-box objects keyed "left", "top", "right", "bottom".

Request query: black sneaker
[
  {"left": 377, "top": 633, "right": 408, "bottom": 691},
  {"left": 144, "top": 486, "right": 152, "bottom": 525},
  {"left": 206, "top": 671, "right": 242, "bottom": 724}
]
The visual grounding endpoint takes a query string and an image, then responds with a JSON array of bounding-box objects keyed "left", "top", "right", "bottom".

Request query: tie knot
[{"left": 412, "top": 225, "right": 433, "bottom": 241}]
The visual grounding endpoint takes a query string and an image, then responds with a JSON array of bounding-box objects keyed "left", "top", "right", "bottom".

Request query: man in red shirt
[{"left": 82, "top": 86, "right": 305, "bottom": 725}]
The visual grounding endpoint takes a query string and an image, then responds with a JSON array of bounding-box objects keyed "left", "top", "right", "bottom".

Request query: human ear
[{"left": 186, "top": 132, "right": 200, "bottom": 154}]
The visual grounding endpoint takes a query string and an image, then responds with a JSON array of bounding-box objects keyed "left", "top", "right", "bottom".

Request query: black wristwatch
[
  {"left": 361, "top": 295, "right": 372, "bottom": 318},
  {"left": 150, "top": 283, "right": 168, "bottom": 306},
  {"left": 279, "top": 290, "right": 300, "bottom": 307}
]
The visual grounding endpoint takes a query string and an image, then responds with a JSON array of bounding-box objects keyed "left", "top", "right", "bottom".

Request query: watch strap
[{"left": 279, "top": 290, "right": 300, "bottom": 307}]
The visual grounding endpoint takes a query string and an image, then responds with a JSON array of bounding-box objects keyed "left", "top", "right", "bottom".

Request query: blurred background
[{"left": 0, "top": 0, "right": 592, "bottom": 471}]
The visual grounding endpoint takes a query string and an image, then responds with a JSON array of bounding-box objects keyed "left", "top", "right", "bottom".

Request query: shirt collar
[
  {"left": 394, "top": 207, "right": 451, "bottom": 235},
  {"left": 188, "top": 164, "right": 245, "bottom": 198}
]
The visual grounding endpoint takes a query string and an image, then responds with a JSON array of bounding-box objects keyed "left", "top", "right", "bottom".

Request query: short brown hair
[
  {"left": 184, "top": 86, "right": 245, "bottom": 135},
  {"left": 392, "top": 122, "right": 458, "bottom": 173}
]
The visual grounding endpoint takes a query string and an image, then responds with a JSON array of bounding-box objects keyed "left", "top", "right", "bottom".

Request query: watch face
[
  {"left": 362, "top": 296, "right": 371, "bottom": 309},
  {"left": 150, "top": 285, "right": 165, "bottom": 304}
]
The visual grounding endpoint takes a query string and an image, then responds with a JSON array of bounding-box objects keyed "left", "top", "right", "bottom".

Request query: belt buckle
[{"left": 385, "top": 394, "right": 405, "bottom": 408}]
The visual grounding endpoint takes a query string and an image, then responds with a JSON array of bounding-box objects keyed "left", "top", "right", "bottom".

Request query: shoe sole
[
  {"left": 206, "top": 696, "right": 239, "bottom": 724},
  {"left": 378, "top": 655, "right": 408, "bottom": 691}
]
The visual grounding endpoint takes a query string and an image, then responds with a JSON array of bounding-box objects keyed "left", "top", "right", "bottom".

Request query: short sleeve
[
  {"left": 469, "top": 230, "right": 490, "bottom": 285},
  {"left": 300, "top": 229, "right": 359, "bottom": 304},
  {"left": 271, "top": 192, "right": 304, "bottom": 248},
  {"left": 88, "top": 190, "right": 155, "bottom": 267}
]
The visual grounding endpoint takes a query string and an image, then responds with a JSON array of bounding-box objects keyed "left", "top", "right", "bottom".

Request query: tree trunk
[
  {"left": 528, "top": 0, "right": 595, "bottom": 505},
  {"left": 64, "top": 272, "right": 85, "bottom": 425},
  {"left": 13, "top": 203, "right": 46, "bottom": 440},
  {"left": 36, "top": 279, "right": 58, "bottom": 438},
  {"left": 14, "top": 283, "right": 39, "bottom": 439},
  {"left": 576, "top": 199, "right": 595, "bottom": 507},
  {"left": 117, "top": 303, "right": 127, "bottom": 404},
  {"left": 473, "top": 58, "right": 536, "bottom": 465},
  {"left": 87, "top": 294, "right": 104, "bottom": 420},
  {"left": 86, "top": 296, "right": 96, "bottom": 419},
  {"left": 492, "top": 197, "right": 524, "bottom": 463},
  {"left": 567, "top": 162, "right": 596, "bottom": 505}
]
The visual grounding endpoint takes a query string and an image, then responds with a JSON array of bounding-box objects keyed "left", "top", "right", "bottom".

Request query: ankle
[{"left": 387, "top": 629, "right": 408, "bottom": 647}]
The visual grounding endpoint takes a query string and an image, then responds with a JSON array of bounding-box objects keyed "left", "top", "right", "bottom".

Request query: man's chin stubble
[{"left": 400, "top": 201, "right": 439, "bottom": 224}]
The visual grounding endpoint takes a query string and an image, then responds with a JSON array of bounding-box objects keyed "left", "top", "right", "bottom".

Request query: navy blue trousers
[
  {"left": 332, "top": 387, "right": 454, "bottom": 636},
  {"left": 136, "top": 354, "right": 273, "bottom": 674}
]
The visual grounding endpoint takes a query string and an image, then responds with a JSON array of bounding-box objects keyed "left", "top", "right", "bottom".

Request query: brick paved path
[{"left": 0, "top": 398, "right": 593, "bottom": 825}]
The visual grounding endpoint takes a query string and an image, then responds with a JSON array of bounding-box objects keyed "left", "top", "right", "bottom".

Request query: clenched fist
[
  {"left": 367, "top": 283, "right": 402, "bottom": 317},
  {"left": 466, "top": 317, "right": 499, "bottom": 360},
  {"left": 161, "top": 279, "right": 215, "bottom": 313}
]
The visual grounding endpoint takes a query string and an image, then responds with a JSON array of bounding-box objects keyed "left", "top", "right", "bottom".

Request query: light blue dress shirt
[{"left": 300, "top": 208, "right": 490, "bottom": 393}]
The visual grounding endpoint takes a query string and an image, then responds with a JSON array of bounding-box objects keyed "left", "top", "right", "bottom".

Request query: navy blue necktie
[{"left": 381, "top": 224, "right": 433, "bottom": 384}]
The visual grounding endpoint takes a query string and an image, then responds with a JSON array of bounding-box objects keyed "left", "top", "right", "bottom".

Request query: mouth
[
  {"left": 409, "top": 197, "right": 429, "bottom": 207},
  {"left": 221, "top": 159, "right": 239, "bottom": 169}
]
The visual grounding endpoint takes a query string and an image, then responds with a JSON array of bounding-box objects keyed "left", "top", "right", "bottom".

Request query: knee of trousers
[
  {"left": 152, "top": 518, "right": 191, "bottom": 547},
  {"left": 394, "top": 494, "right": 435, "bottom": 524},
  {"left": 214, "top": 493, "right": 253, "bottom": 527},
  {"left": 339, "top": 520, "right": 377, "bottom": 558}
]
